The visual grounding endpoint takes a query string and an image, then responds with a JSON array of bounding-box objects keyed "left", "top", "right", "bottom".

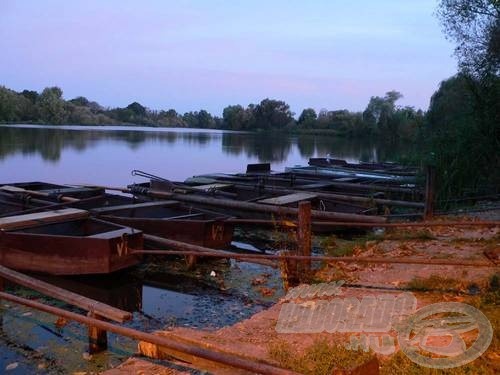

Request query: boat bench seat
[
  {"left": 257, "top": 192, "right": 317, "bottom": 206},
  {"left": 0, "top": 208, "right": 89, "bottom": 230}
]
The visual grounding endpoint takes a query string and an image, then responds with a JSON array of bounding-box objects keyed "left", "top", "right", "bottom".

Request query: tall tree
[
  {"left": 37, "top": 87, "right": 67, "bottom": 124},
  {"left": 427, "top": 1, "right": 500, "bottom": 201},
  {"left": 253, "top": 98, "right": 294, "bottom": 130},
  {"left": 438, "top": 0, "right": 500, "bottom": 79},
  {"left": 298, "top": 108, "right": 317, "bottom": 128},
  {"left": 363, "top": 91, "right": 403, "bottom": 137}
]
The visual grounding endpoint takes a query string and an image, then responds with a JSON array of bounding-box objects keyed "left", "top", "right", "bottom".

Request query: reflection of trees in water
[
  {"left": 222, "top": 133, "right": 292, "bottom": 162},
  {"left": 181, "top": 132, "right": 215, "bottom": 146},
  {"left": 0, "top": 127, "right": 221, "bottom": 162},
  {"left": 222, "top": 132, "right": 411, "bottom": 163},
  {"left": 0, "top": 126, "right": 413, "bottom": 164},
  {"left": 303, "top": 135, "right": 411, "bottom": 163}
]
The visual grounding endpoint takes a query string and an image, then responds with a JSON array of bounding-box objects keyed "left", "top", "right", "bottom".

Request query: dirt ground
[{"left": 112, "top": 215, "right": 500, "bottom": 374}]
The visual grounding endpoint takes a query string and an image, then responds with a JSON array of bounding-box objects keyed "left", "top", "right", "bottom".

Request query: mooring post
[
  {"left": 424, "top": 165, "right": 436, "bottom": 220},
  {"left": 298, "top": 201, "right": 312, "bottom": 279},
  {"left": 87, "top": 311, "right": 107, "bottom": 354},
  {"left": 186, "top": 255, "right": 198, "bottom": 270}
]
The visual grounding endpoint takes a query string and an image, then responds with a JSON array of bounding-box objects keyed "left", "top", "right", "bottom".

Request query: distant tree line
[{"left": 0, "top": 85, "right": 425, "bottom": 141}]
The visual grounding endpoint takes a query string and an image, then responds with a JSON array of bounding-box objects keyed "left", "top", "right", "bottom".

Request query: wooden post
[
  {"left": 186, "top": 255, "right": 198, "bottom": 270},
  {"left": 424, "top": 165, "right": 436, "bottom": 220},
  {"left": 87, "top": 311, "right": 107, "bottom": 354},
  {"left": 298, "top": 201, "right": 312, "bottom": 279}
]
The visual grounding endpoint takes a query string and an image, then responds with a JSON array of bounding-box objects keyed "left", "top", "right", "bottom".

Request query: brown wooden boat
[
  {"left": 0, "top": 209, "right": 143, "bottom": 275},
  {"left": 0, "top": 183, "right": 235, "bottom": 249},
  {"left": 90, "top": 200, "right": 234, "bottom": 249}
]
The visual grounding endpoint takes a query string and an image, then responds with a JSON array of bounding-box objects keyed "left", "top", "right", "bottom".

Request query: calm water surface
[
  {"left": 0, "top": 124, "right": 409, "bottom": 186},
  {"left": 0, "top": 124, "right": 409, "bottom": 373}
]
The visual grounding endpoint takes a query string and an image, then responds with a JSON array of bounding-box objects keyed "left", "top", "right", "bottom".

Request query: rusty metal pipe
[
  {"left": 226, "top": 218, "right": 500, "bottom": 228},
  {"left": 0, "top": 292, "right": 299, "bottom": 375},
  {"left": 131, "top": 249, "right": 496, "bottom": 267}
]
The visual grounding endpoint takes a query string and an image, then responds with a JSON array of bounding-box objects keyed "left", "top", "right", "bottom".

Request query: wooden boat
[
  {"left": 90, "top": 200, "right": 234, "bottom": 249},
  {"left": 0, "top": 193, "right": 45, "bottom": 216},
  {"left": 308, "top": 158, "right": 418, "bottom": 174},
  {"left": 2, "top": 181, "right": 105, "bottom": 199},
  {"left": 0, "top": 184, "right": 235, "bottom": 249},
  {"left": 284, "top": 166, "right": 417, "bottom": 184},
  {"left": 0, "top": 209, "right": 143, "bottom": 275},
  {"left": 129, "top": 179, "right": 374, "bottom": 219},
  {"left": 183, "top": 174, "right": 422, "bottom": 204}
]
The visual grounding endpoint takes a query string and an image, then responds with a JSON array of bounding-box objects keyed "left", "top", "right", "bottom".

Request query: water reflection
[
  {"left": 36, "top": 268, "right": 267, "bottom": 330},
  {"left": 0, "top": 125, "right": 413, "bottom": 167},
  {"left": 221, "top": 132, "right": 292, "bottom": 161},
  {"left": 0, "top": 126, "right": 226, "bottom": 162}
]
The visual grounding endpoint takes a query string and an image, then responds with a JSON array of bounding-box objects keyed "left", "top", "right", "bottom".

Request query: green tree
[
  {"left": 223, "top": 105, "right": 246, "bottom": 130},
  {"left": 126, "top": 102, "right": 147, "bottom": 117},
  {"left": 37, "top": 87, "right": 67, "bottom": 124},
  {"left": 363, "top": 91, "right": 403, "bottom": 138},
  {"left": 425, "top": 75, "right": 499, "bottom": 200},
  {"left": 427, "top": 1, "right": 500, "bottom": 202},
  {"left": 0, "top": 86, "right": 19, "bottom": 122},
  {"left": 196, "top": 110, "right": 215, "bottom": 128},
  {"left": 438, "top": 0, "right": 500, "bottom": 79},
  {"left": 253, "top": 98, "right": 294, "bottom": 130},
  {"left": 69, "top": 96, "right": 90, "bottom": 107},
  {"left": 298, "top": 108, "right": 317, "bottom": 128},
  {"left": 21, "top": 90, "right": 39, "bottom": 104}
]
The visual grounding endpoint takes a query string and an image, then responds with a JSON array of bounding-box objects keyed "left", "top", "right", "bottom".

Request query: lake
[
  {"left": 0, "top": 124, "right": 409, "bottom": 186},
  {"left": 0, "top": 124, "right": 412, "bottom": 372}
]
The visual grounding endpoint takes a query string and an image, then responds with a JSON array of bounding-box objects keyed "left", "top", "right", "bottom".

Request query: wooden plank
[
  {"left": 191, "top": 183, "right": 233, "bottom": 191},
  {"left": 0, "top": 265, "right": 131, "bottom": 322},
  {"left": 0, "top": 185, "right": 79, "bottom": 202},
  {"left": 91, "top": 200, "right": 178, "bottom": 214},
  {"left": 257, "top": 192, "right": 317, "bottom": 206},
  {"left": 299, "top": 182, "right": 337, "bottom": 190},
  {"left": 0, "top": 208, "right": 89, "bottom": 230}
]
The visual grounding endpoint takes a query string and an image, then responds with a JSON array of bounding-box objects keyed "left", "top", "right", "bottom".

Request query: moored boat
[
  {"left": 284, "top": 165, "right": 417, "bottom": 184},
  {"left": 0, "top": 209, "right": 143, "bottom": 275},
  {"left": 90, "top": 200, "right": 234, "bottom": 248},
  {"left": 0, "top": 184, "right": 235, "bottom": 249}
]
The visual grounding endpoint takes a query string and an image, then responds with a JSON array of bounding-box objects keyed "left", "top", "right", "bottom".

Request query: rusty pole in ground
[
  {"left": 298, "top": 201, "right": 312, "bottom": 280},
  {"left": 424, "top": 165, "right": 436, "bottom": 220}
]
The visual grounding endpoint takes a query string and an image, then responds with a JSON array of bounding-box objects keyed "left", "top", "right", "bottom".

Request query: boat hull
[
  {"left": 101, "top": 215, "right": 234, "bottom": 249},
  {"left": 0, "top": 219, "right": 143, "bottom": 275}
]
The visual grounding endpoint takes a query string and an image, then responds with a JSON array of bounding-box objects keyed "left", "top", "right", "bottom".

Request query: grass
[
  {"left": 321, "top": 235, "right": 367, "bottom": 257},
  {"left": 321, "top": 229, "right": 436, "bottom": 258},
  {"left": 379, "top": 351, "right": 492, "bottom": 375},
  {"left": 382, "top": 229, "right": 436, "bottom": 241},
  {"left": 406, "top": 275, "right": 465, "bottom": 292},
  {"left": 268, "top": 339, "right": 373, "bottom": 375},
  {"left": 382, "top": 274, "right": 500, "bottom": 374}
]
